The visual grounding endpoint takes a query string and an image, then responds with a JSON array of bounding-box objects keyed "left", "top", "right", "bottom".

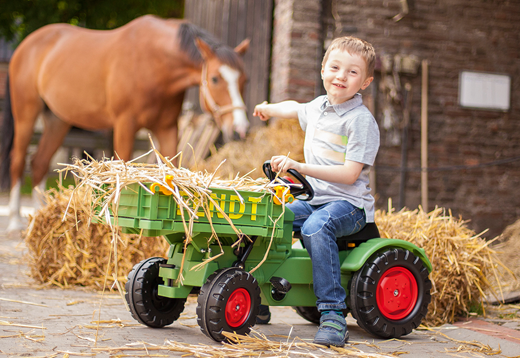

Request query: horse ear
[
  {"left": 195, "top": 38, "right": 214, "bottom": 60},
  {"left": 234, "top": 38, "right": 250, "bottom": 56}
]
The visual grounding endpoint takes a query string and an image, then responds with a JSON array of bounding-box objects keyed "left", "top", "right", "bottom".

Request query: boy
[{"left": 252, "top": 36, "right": 379, "bottom": 347}]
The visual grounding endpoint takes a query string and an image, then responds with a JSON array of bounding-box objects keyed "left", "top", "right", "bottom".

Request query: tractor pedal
[
  {"left": 270, "top": 277, "right": 292, "bottom": 301},
  {"left": 159, "top": 263, "right": 176, "bottom": 286}
]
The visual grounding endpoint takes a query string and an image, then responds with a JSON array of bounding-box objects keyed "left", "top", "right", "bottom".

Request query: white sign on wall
[{"left": 459, "top": 71, "right": 511, "bottom": 111}]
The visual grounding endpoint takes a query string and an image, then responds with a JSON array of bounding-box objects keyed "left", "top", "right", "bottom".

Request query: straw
[{"left": 25, "top": 146, "right": 290, "bottom": 291}]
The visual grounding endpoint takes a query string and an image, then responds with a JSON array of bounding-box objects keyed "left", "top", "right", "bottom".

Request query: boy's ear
[{"left": 361, "top": 76, "right": 374, "bottom": 90}]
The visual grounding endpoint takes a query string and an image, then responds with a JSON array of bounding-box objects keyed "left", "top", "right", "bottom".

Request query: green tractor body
[{"left": 97, "top": 182, "right": 432, "bottom": 341}]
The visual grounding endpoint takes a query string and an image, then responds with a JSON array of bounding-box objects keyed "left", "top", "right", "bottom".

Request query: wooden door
[{"left": 184, "top": 0, "right": 274, "bottom": 130}]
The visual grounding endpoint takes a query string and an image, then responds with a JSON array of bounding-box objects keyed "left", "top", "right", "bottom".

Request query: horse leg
[
  {"left": 152, "top": 125, "right": 179, "bottom": 163},
  {"left": 150, "top": 93, "right": 184, "bottom": 165},
  {"left": 30, "top": 110, "right": 71, "bottom": 209},
  {"left": 7, "top": 180, "right": 24, "bottom": 232},
  {"left": 7, "top": 93, "right": 43, "bottom": 232},
  {"left": 112, "top": 118, "right": 136, "bottom": 161}
]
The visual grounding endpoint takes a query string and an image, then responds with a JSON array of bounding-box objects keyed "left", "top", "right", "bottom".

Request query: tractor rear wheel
[
  {"left": 349, "top": 248, "right": 431, "bottom": 338},
  {"left": 125, "top": 257, "right": 186, "bottom": 328},
  {"left": 197, "top": 267, "right": 261, "bottom": 342}
]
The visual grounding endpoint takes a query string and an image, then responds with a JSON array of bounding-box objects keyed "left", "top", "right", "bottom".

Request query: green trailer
[{"left": 97, "top": 163, "right": 432, "bottom": 342}]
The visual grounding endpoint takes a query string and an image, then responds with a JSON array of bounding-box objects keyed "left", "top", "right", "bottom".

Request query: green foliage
[
  {"left": 467, "top": 300, "right": 484, "bottom": 316},
  {"left": 498, "top": 312, "right": 519, "bottom": 319},
  {"left": 20, "top": 174, "right": 76, "bottom": 195},
  {"left": 0, "top": 0, "right": 184, "bottom": 43}
]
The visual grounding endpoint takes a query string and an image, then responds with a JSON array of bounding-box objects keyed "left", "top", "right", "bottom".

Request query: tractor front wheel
[
  {"left": 349, "top": 248, "right": 431, "bottom": 338},
  {"left": 125, "top": 257, "right": 186, "bottom": 328},
  {"left": 197, "top": 268, "right": 261, "bottom": 342}
]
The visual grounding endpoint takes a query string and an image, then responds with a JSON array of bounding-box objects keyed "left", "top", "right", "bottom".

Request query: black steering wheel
[{"left": 262, "top": 160, "right": 314, "bottom": 201}]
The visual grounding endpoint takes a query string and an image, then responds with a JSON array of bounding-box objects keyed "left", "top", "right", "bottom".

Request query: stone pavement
[{"left": 1, "top": 193, "right": 520, "bottom": 357}]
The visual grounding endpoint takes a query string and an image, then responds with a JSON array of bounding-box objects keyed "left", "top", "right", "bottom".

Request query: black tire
[
  {"left": 349, "top": 248, "right": 431, "bottom": 338},
  {"left": 293, "top": 306, "right": 350, "bottom": 325},
  {"left": 125, "top": 257, "right": 186, "bottom": 328},
  {"left": 196, "top": 267, "right": 261, "bottom": 342}
]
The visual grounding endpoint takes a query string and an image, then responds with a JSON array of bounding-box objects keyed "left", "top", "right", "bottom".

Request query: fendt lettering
[{"left": 176, "top": 193, "right": 264, "bottom": 221}]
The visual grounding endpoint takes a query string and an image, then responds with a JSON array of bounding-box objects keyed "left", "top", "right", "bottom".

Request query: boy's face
[{"left": 321, "top": 49, "right": 373, "bottom": 105}]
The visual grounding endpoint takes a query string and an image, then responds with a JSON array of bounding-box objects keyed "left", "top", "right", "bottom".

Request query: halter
[{"left": 199, "top": 63, "right": 246, "bottom": 121}]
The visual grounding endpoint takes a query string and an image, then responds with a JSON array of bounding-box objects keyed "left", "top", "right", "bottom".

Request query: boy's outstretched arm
[{"left": 253, "top": 100, "right": 302, "bottom": 121}]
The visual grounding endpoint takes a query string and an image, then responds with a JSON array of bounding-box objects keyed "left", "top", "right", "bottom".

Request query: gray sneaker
[{"left": 313, "top": 311, "right": 348, "bottom": 347}]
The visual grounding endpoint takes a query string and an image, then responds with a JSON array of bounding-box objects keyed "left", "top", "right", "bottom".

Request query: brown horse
[{"left": 0, "top": 15, "right": 250, "bottom": 231}]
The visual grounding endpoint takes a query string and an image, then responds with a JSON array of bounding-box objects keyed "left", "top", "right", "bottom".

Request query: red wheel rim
[
  {"left": 376, "top": 266, "right": 418, "bottom": 320},
  {"left": 225, "top": 288, "right": 251, "bottom": 328}
]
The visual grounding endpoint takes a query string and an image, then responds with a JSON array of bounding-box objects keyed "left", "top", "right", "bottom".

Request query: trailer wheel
[
  {"left": 293, "top": 306, "right": 349, "bottom": 325},
  {"left": 349, "top": 248, "right": 431, "bottom": 338},
  {"left": 125, "top": 257, "right": 186, "bottom": 328},
  {"left": 197, "top": 267, "right": 261, "bottom": 342}
]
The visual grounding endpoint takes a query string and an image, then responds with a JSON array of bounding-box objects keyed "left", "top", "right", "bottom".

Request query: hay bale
[
  {"left": 24, "top": 186, "right": 169, "bottom": 289},
  {"left": 489, "top": 219, "right": 520, "bottom": 293},
  {"left": 375, "top": 201, "right": 507, "bottom": 326},
  {"left": 197, "top": 119, "right": 305, "bottom": 179}
]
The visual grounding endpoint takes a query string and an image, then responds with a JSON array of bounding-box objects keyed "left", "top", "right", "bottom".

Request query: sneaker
[
  {"left": 256, "top": 304, "right": 271, "bottom": 324},
  {"left": 313, "top": 311, "right": 348, "bottom": 347}
]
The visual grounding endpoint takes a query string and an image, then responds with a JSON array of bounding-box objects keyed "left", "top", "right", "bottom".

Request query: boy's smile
[{"left": 321, "top": 49, "right": 373, "bottom": 105}]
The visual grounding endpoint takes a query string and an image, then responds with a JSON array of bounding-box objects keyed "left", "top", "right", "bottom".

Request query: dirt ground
[{"left": 1, "top": 196, "right": 520, "bottom": 357}]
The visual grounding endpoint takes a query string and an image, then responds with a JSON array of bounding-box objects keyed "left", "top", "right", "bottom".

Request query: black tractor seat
[
  {"left": 293, "top": 223, "right": 380, "bottom": 251},
  {"left": 336, "top": 222, "right": 380, "bottom": 250}
]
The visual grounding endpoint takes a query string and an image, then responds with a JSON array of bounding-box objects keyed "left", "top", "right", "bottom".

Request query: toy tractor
[{"left": 106, "top": 162, "right": 432, "bottom": 342}]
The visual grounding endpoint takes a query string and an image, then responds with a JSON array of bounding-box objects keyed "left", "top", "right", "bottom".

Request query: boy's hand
[
  {"left": 271, "top": 155, "right": 302, "bottom": 173},
  {"left": 253, "top": 100, "right": 301, "bottom": 120},
  {"left": 253, "top": 101, "right": 270, "bottom": 121}
]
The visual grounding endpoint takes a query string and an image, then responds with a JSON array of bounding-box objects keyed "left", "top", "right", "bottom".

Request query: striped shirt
[{"left": 297, "top": 93, "right": 380, "bottom": 222}]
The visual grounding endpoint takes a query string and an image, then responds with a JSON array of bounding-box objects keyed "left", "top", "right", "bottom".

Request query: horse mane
[{"left": 178, "top": 23, "right": 243, "bottom": 70}]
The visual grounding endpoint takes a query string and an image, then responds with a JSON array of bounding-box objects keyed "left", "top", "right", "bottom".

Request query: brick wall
[
  {"left": 271, "top": 0, "right": 520, "bottom": 238},
  {"left": 271, "top": 0, "right": 323, "bottom": 102}
]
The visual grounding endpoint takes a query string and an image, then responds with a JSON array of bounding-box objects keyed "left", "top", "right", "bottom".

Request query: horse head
[{"left": 196, "top": 38, "right": 250, "bottom": 142}]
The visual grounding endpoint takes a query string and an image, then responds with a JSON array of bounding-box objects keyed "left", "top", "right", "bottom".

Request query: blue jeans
[{"left": 288, "top": 200, "right": 366, "bottom": 311}]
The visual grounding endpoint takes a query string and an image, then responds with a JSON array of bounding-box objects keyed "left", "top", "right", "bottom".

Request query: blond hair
[{"left": 322, "top": 36, "right": 376, "bottom": 78}]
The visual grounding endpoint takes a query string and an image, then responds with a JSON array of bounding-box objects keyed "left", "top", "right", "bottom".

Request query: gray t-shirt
[{"left": 297, "top": 93, "right": 380, "bottom": 222}]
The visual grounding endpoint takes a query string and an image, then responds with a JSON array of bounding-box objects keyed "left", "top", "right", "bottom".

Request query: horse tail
[{"left": 0, "top": 73, "right": 13, "bottom": 191}]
